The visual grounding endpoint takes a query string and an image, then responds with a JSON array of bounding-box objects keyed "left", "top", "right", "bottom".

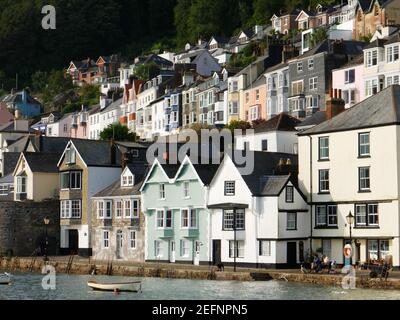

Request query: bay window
[
  {"left": 181, "top": 209, "right": 197, "bottom": 228},
  {"left": 61, "top": 199, "right": 81, "bottom": 219},
  {"left": 16, "top": 176, "right": 26, "bottom": 194},
  {"left": 156, "top": 209, "right": 173, "bottom": 229}
]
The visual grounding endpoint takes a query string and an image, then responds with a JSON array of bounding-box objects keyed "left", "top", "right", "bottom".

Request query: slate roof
[
  {"left": 0, "top": 122, "right": 30, "bottom": 133},
  {"left": 232, "top": 151, "right": 298, "bottom": 196},
  {"left": 101, "top": 97, "right": 123, "bottom": 113},
  {"left": 71, "top": 139, "right": 121, "bottom": 167},
  {"left": 259, "top": 175, "right": 291, "bottom": 196},
  {"left": 3, "top": 152, "right": 20, "bottom": 176},
  {"left": 28, "top": 136, "right": 73, "bottom": 155},
  {"left": 93, "top": 163, "right": 149, "bottom": 197},
  {"left": 264, "top": 62, "right": 289, "bottom": 74},
  {"left": 382, "top": 32, "right": 400, "bottom": 45},
  {"left": 365, "top": 38, "right": 387, "bottom": 49},
  {"left": 253, "top": 113, "right": 301, "bottom": 134},
  {"left": 23, "top": 152, "right": 60, "bottom": 173},
  {"left": 299, "top": 85, "right": 400, "bottom": 135},
  {"left": 296, "top": 111, "right": 327, "bottom": 129},
  {"left": 334, "top": 54, "right": 364, "bottom": 70}
]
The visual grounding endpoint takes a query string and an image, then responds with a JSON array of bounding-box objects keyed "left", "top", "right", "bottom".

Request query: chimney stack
[{"left": 326, "top": 88, "right": 345, "bottom": 120}]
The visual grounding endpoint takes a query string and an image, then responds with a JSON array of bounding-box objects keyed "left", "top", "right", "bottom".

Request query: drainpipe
[
  {"left": 205, "top": 185, "right": 212, "bottom": 266},
  {"left": 308, "top": 135, "right": 313, "bottom": 256}
]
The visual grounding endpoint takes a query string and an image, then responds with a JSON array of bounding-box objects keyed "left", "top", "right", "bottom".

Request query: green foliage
[
  {"left": 310, "top": 28, "right": 328, "bottom": 48},
  {"left": 224, "top": 120, "right": 252, "bottom": 132},
  {"left": 100, "top": 123, "right": 137, "bottom": 142},
  {"left": 361, "top": 33, "right": 373, "bottom": 43},
  {"left": 133, "top": 62, "right": 160, "bottom": 81},
  {"left": 79, "top": 84, "right": 101, "bottom": 107}
]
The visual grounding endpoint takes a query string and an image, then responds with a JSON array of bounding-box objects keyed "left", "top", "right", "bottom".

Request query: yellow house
[{"left": 13, "top": 152, "right": 60, "bottom": 202}]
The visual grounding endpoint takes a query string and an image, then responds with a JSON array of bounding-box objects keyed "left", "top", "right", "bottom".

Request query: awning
[{"left": 207, "top": 203, "right": 248, "bottom": 210}]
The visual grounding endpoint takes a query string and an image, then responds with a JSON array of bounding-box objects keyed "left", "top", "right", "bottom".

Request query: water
[{"left": 0, "top": 272, "right": 399, "bottom": 300}]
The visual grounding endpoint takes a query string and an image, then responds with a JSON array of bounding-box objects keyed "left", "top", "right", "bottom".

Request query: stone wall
[{"left": 0, "top": 200, "right": 60, "bottom": 257}]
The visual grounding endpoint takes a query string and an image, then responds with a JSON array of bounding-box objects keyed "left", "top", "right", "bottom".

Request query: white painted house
[
  {"left": 208, "top": 152, "right": 309, "bottom": 268},
  {"left": 298, "top": 86, "right": 400, "bottom": 268},
  {"left": 235, "top": 113, "right": 300, "bottom": 154}
]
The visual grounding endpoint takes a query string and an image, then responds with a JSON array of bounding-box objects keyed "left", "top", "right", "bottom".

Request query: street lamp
[
  {"left": 346, "top": 211, "right": 354, "bottom": 264},
  {"left": 43, "top": 216, "right": 50, "bottom": 262}
]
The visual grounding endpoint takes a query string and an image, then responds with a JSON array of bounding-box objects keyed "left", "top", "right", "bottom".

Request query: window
[
  {"left": 359, "top": 167, "right": 370, "bottom": 191},
  {"left": 255, "top": 90, "right": 260, "bottom": 101},
  {"left": 245, "top": 92, "right": 249, "bottom": 103},
  {"left": 159, "top": 184, "right": 165, "bottom": 199},
  {"left": 308, "top": 58, "right": 314, "bottom": 69},
  {"left": 132, "top": 200, "right": 139, "bottom": 218},
  {"left": 129, "top": 230, "right": 137, "bottom": 249},
  {"left": 287, "top": 212, "right": 297, "bottom": 230},
  {"left": 307, "top": 95, "right": 319, "bottom": 109},
  {"left": 183, "top": 181, "right": 190, "bottom": 198},
  {"left": 365, "top": 79, "right": 378, "bottom": 96},
  {"left": 229, "top": 101, "right": 238, "bottom": 114},
  {"left": 223, "top": 209, "right": 245, "bottom": 230},
  {"left": 0, "top": 185, "right": 8, "bottom": 195},
  {"left": 224, "top": 181, "right": 235, "bottom": 196},
  {"left": 367, "top": 239, "right": 389, "bottom": 260},
  {"left": 259, "top": 240, "right": 271, "bottom": 256},
  {"left": 359, "top": 133, "right": 370, "bottom": 157},
  {"left": 319, "top": 137, "right": 329, "bottom": 160},
  {"left": 155, "top": 241, "right": 163, "bottom": 257},
  {"left": 365, "top": 50, "right": 378, "bottom": 67},
  {"left": 63, "top": 124, "right": 68, "bottom": 133},
  {"left": 122, "top": 174, "right": 134, "bottom": 186},
  {"left": 103, "top": 231, "right": 109, "bottom": 248},
  {"left": 60, "top": 171, "right": 81, "bottom": 190},
  {"left": 156, "top": 209, "right": 172, "bottom": 228},
  {"left": 16, "top": 176, "right": 26, "bottom": 194},
  {"left": 327, "top": 205, "right": 337, "bottom": 226},
  {"left": 315, "top": 205, "right": 337, "bottom": 227},
  {"left": 343, "top": 89, "right": 356, "bottom": 105},
  {"left": 322, "top": 239, "right": 331, "bottom": 258},
  {"left": 345, "top": 69, "right": 355, "bottom": 83},
  {"left": 229, "top": 240, "right": 244, "bottom": 258},
  {"left": 181, "top": 209, "right": 197, "bottom": 228},
  {"left": 261, "top": 139, "right": 268, "bottom": 151},
  {"left": 309, "top": 77, "right": 318, "bottom": 90},
  {"left": 65, "top": 147, "right": 76, "bottom": 164},
  {"left": 355, "top": 204, "right": 379, "bottom": 226},
  {"left": 292, "top": 81, "right": 303, "bottom": 95},
  {"left": 285, "top": 186, "right": 294, "bottom": 202},
  {"left": 181, "top": 240, "right": 190, "bottom": 257},
  {"left": 319, "top": 170, "right": 329, "bottom": 193},
  {"left": 116, "top": 200, "right": 123, "bottom": 218},
  {"left": 249, "top": 106, "right": 259, "bottom": 121},
  {"left": 104, "top": 200, "right": 112, "bottom": 219},
  {"left": 97, "top": 201, "right": 104, "bottom": 219},
  {"left": 297, "top": 62, "right": 303, "bottom": 73}
]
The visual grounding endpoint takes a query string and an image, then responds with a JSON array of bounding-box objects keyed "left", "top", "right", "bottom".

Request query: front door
[
  {"left": 68, "top": 230, "right": 79, "bottom": 255},
  {"left": 170, "top": 241, "right": 176, "bottom": 263},
  {"left": 116, "top": 230, "right": 123, "bottom": 259},
  {"left": 287, "top": 242, "right": 297, "bottom": 267},
  {"left": 212, "top": 240, "right": 221, "bottom": 265},
  {"left": 194, "top": 241, "right": 201, "bottom": 266}
]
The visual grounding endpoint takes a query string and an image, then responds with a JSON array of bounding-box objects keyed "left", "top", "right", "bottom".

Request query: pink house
[
  {"left": 332, "top": 55, "right": 365, "bottom": 109},
  {"left": 241, "top": 75, "right": 267, "bottom": 122},
  {"left": 70, "top": 108, "right": 89, "bottom": 139},
  {"left": 0, "top": 102, "right": 14, "bottom": 125}
]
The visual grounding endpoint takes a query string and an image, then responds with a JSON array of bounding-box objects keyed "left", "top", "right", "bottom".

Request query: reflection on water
[{"left": 0, "top": 273, "right": 399, "bottom": 300}]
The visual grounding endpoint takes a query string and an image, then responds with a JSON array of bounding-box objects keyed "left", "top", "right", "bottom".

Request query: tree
[
  {"left": 31, "top": 71, "right": 49, "bottom": 93},
  {"left": 310, "top": 27, "right": 328, "bottom": 48},
  {"left": 133, "top": 62, "right": 160, "bottom": 81},
  {"left": 224, "top": 120, "right": 252, "bottom": 132},
  {"left": 100, "top": 123, "right": 137, "bottom": 142}
]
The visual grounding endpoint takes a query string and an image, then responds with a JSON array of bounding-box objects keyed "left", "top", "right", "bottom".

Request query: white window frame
[
  {"left": 129, "top": 230, "right": 137, "bottom": 249},
  {"left": 159, "top": 183, "right": 165, "bottom": 200},
  {"left": 115, "top": 200, "right": 123, "bottom": 218},
  {"left": 224, "top": 181, "right": 235, "bottom": 196},
  {"left": 16, "top": 176, "right": 26, "bottom": 194},
  {"left": 103, "top": 230, "right": 109, "bottom": 248},
  {"left": 309, "top": 77, "right": 318, "bottom": 90},
  {"left": 259, "top": 240, "right": 271, "bottom": 256},
  {"left": 181, "top": 239, "right": 190, "bottom": 257},
  {"left": 183, "top": 181, "right": 190, "bottom": 198}
]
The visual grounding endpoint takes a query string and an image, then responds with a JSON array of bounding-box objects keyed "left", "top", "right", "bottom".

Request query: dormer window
[
  {"left": 65, "top": 147, "right": 76, "bottom": 164},
  {"left": 121, "top": 174, "right": 134, "bottom": 187}
]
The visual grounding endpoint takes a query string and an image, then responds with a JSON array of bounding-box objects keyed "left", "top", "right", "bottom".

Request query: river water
[{"left": 0, "top": 273, "right": 399, "bottom": 300}]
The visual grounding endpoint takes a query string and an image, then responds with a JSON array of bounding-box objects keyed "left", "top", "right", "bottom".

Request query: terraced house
[
  {"left": 141, "top": 156, "right": 219, "bottom": 265},
  {"left": 91, "top": 163, "right": 148, "bottom": 261},
  {"left": 298, "top": 86, "right": 400, "bottom": 269},
  {"left": 58, "top": 140, "right": 121, "bottom": 256}
]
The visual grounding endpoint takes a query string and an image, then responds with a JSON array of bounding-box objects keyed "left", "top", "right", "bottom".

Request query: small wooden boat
[
  {"left": 87, "top": 279, "right": 142, "bottom": 292},
  {"left": 0, "top": 273, "right": 12, "bottom": 285}
]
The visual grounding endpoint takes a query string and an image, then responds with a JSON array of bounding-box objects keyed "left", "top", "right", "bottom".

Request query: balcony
[
  {"left": 80, "top": 113, "right": 88, "bottom": 124},
  {"left": 156, "top": 228, "right": 173, "bottom": 238},
  {"left": 181, "top": 228, "right": 199, "bottom": 238}
]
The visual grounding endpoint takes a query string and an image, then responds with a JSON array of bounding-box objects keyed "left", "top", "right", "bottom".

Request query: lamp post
[
  {"left": 346, "top": 211, "right": 354, "bottom": 265},
  {"left": 43, "top": 216, "right": 50, "bottom": 262}
]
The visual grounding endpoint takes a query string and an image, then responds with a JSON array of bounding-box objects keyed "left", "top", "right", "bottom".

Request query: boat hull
[{"left": 87, "top": 281, "right": 141, "bottom": 292}]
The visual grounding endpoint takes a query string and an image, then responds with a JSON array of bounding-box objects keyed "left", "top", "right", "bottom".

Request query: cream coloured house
[
  {"left": 13, "top": 152, "right": 60, "bottom": 202},
  {"left": 298, "top": 86, "right": 400, "bottom": 268}
]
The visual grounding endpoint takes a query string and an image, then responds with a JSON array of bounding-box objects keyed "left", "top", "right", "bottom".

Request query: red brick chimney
[{"left": 326, "top": 88, "right": 345, "bottom": 120}]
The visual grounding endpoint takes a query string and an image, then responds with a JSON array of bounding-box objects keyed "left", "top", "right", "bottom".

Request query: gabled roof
[
  {"left": 3, "top": 152, "right": 20, "bottom": 176},
  {"left": 93, "top": 163, "right": 149, "bottom": 197},
  {"left": 365, "top": 38, "right": 387, "bottom": 49},
  {"left": 20, "top": 152, "right": 60, "bottom": 173},
  {"left": 227, "top": 151, "right": 298, "bottom": 196},
  {"left": 0, "top": 121, "right": 30, "bottom": 133},
  {"left": 253, "top": 113, "right": 301, "bottom": 134},
  {"left": 259, "top": 175, "right": 291, "bottom": 196},
  {"left": 299, "top": 85, "right": 400, "bottom": 135},
  {"left": 209, "top": 36, "right": 230, "bottom": 45}
]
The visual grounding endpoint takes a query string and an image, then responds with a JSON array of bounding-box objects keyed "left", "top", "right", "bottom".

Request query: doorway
[
  {"left": 116, "top": 230, "right": 123, "bottom": 259},
  {"left": 68, "top": 230, "right": 78, "bottom": 255},
  {"left": 170, "top": 241, "right": 176, "bottom": 263},
  {"left": 194, "top": 241, "right": 201, "bottom": 266},
  {"left": 287, "top": 242, "right": 297, "bottom": 267},
  {"left": 212, "top": 240, "right": 221, "bottom": 265}
]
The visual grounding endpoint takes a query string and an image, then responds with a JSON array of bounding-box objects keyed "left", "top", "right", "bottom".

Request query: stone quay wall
[{"left": 0, "top": 200, "right": 60, "bottom": 257}]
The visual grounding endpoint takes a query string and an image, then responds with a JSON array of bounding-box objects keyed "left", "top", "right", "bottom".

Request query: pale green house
[{"left": 140, "top": 156, "right": 219, "bottom": 265}]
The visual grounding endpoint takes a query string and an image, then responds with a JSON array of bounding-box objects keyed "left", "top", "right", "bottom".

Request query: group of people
[{"left": 301, "top": 254, "right": 336, "bottom": 274}]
